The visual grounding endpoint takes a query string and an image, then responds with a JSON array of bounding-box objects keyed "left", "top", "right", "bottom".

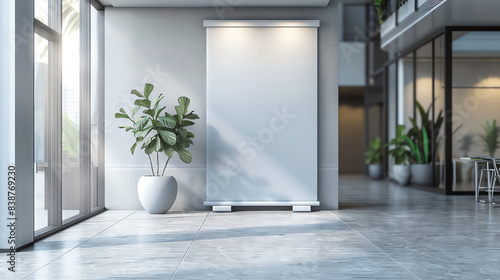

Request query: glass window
[
  {"left": 90, "top": 6, "right": 100, "bottom": 210},
  {"left": 35, "top": 0, "right": 59, "bottom": 31},
  {"left": 62, "top": 0, "right": 81, "bottom": 221},
  {"left": 434, "top": 35, "right": 445, "bottom": 189},
  {"left": 33, "top": 0, "right": 105, "bottom": 237},
  {"left": 452, "top": 31, "right": 500, "bottom": 191},
  {"left": 34, "top": 33, "right": 50, "bottom": 231},
  {"left": 35, "top": 0, "right": 49, "bottom": 26},
  {"left": 343, "top": 5, "right": 367, "bottom": 42}
]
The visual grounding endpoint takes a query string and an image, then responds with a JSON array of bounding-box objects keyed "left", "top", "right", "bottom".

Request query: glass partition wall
[
  {"left": 384, "top": 28, "right": 500, "bottom": 194},
  {"left": 452, "top": 30, "right": 500, "bottom": 192}
]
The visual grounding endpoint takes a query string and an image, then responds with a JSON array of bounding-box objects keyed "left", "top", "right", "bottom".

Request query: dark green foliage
[
  {"left": 387, "top": 125, "right": 410, "bottom": 165},
  {"left": 480, "top": 120, "right": 500, "bottom": 157},
  {"left": 373, "top": 0, "right": 409, "bottom": 24},
  {"left": 366, "top": 137, "right": 384, "bottom": 165},
  {"left": 458, "top": 133, "right": 475, "bottom": 157},
  {"left": 406, "top": 100, "right": 443, "bottom": 164},
  {"left": 373, "top": 0, "right": 387, "bottom": 24}
]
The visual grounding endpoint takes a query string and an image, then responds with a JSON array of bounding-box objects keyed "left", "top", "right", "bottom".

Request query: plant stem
[
  {"left": 147, "top": 154, "right": 155, "bottom": 176},
  {"left": 162, "top": 157, "right": 171, "bottom": 176},
  {"left": 157, "top": 152, "right": 159, "bottom": 176}
]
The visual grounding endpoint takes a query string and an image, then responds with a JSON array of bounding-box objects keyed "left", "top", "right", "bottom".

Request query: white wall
[{"left": 105, "top": 2, "right": 339, "bottom": 211}]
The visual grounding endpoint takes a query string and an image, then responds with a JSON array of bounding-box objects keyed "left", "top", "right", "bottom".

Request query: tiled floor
[{"left": 4, "top": 175, "right": 500, "bottom": 279}]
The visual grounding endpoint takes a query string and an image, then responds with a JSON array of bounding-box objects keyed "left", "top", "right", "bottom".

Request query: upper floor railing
[{"left": 374, "top": 0, "right": 446, "bottom": 38}]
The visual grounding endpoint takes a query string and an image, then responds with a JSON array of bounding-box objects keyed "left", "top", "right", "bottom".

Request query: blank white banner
[{"left": 205, "top": 20, "right": 319, "bottom": 206}]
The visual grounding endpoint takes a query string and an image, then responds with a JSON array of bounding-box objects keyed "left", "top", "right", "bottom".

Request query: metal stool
[{"left": 477, "top": 157, "right": 499, "bottom": 203}]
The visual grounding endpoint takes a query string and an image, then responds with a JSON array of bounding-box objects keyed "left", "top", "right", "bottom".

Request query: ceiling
[{"left": 99, "top": 0, "right": 330, "bottom": 7}]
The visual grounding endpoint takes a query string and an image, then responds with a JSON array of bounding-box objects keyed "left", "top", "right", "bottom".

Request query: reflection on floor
[{"left": 4, "top": 175, "right": 500, "bottom": 279}]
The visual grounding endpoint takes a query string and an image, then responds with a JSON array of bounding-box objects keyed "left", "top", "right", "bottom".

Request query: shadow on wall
[{"left": 206, "top": 125, "right": 269, "bottom": 202}]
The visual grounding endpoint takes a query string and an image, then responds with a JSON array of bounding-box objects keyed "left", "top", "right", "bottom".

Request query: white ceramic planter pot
[
  {"left": 138, "top": 176, "right": 178, "bottom": 214},
  {"left": 368, "top": 164, "right": 384, "bottom": 179},
  {"left": 393, "top": 165, "right": 411, "bottom": 186}
]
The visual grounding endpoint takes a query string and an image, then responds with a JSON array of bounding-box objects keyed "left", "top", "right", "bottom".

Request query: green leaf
[
  {"left": 422, "top": 126, "right": 429, "bottom": 163},
  {"left": 178, "top": 128, "right": 188, "bottom": 138},
  {"left": 187, "top": 131, "right": 194, "bottom": 138},
  {"left": 152, "top": 94, "right": 164, "bottom": 109},
  {"left": 130, "top": 143, "right": 137, "bottom": 155},
  {"left": 163, "top": 145, "right": 174, "bottom": 158},
  {"left": 119, "top": 125, "right": 134, "bottom": 132},
  {"left": 184, "top": 111, "right": 200, "bottom": 120},
  {"left": 154, "top": 136, "right": 161, "bottom": 152},
  {"left": 176, "top": 148, "right": 192, "bottom": 163},
  {"left": 158, "top": 130, "right": 177, "bottom": 145},
  {"left": 175, "top": 106, "right": 183, "bottom": 123},
  {"left": 115, "top": 113, "right": 129, "bottom": 119},
  {"left": 155, "top": 106, "right": 166, "bottom": 119},
  {"left": 158, "top": 116, "right": 177, "bottom": 129},
  {"left": 144, "top": 83, "right": 154, "bottom": 100},
  {"left": 145, "top": 140, "right": 156, "bottom": 155},
  {"left": 181, "top": 120, "right": 195, "bottom": 127},
  {"left": 138, "top": 136, "right": 153, "bottom": 149},
  {"left": 131, "top": 89, "right": 143, "bottom": 98},
  {"left": 132, "top": 106, "right": 140, "bottom": 117},
  {"left": 404, "top": 135, "right": 421, "bottom": 164},
  {"left": 180, "top": 139, "right": 190, "bottom": 148},
  {"left": 134, "top": 127, "right": 152, "bottom": 139},
  {"left": 178, "top": 96, "right": 190, "bottom": 113},
  {"left": 134, "top": 99, "right": 151, "bottom": 108},
  {"left": 133, "top": 117, "right": 150, "bottom": 131},
  {"left": 143, "top": 109, "right": 155, "bottom": 118}
]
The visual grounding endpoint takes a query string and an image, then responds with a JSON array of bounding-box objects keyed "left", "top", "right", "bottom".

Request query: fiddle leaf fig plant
[{"left": 115, "top": 83, "right": 199, "bottom": 176}]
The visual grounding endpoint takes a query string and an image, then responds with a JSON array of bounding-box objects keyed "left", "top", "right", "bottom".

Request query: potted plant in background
[
  {"left": 406, "top": 100, "right": 443, "bottom": 186},
  {"left": 458, "top": 133, "right": 475, "bottom": 157},
  {"left": 366, "top": 137, "right": 384, "bottom": 179},
  {"left": 115, "top": 83, "right": 199, "bottom": 214},
  {"left": 387, "top": 125, "right": 411, "bottom": 185},
  {"left": 457, "top": 132, "right": 476, "bottom": 183},
  {"left": 480, "top": 120, "right": 500, "bottom": 157}
]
